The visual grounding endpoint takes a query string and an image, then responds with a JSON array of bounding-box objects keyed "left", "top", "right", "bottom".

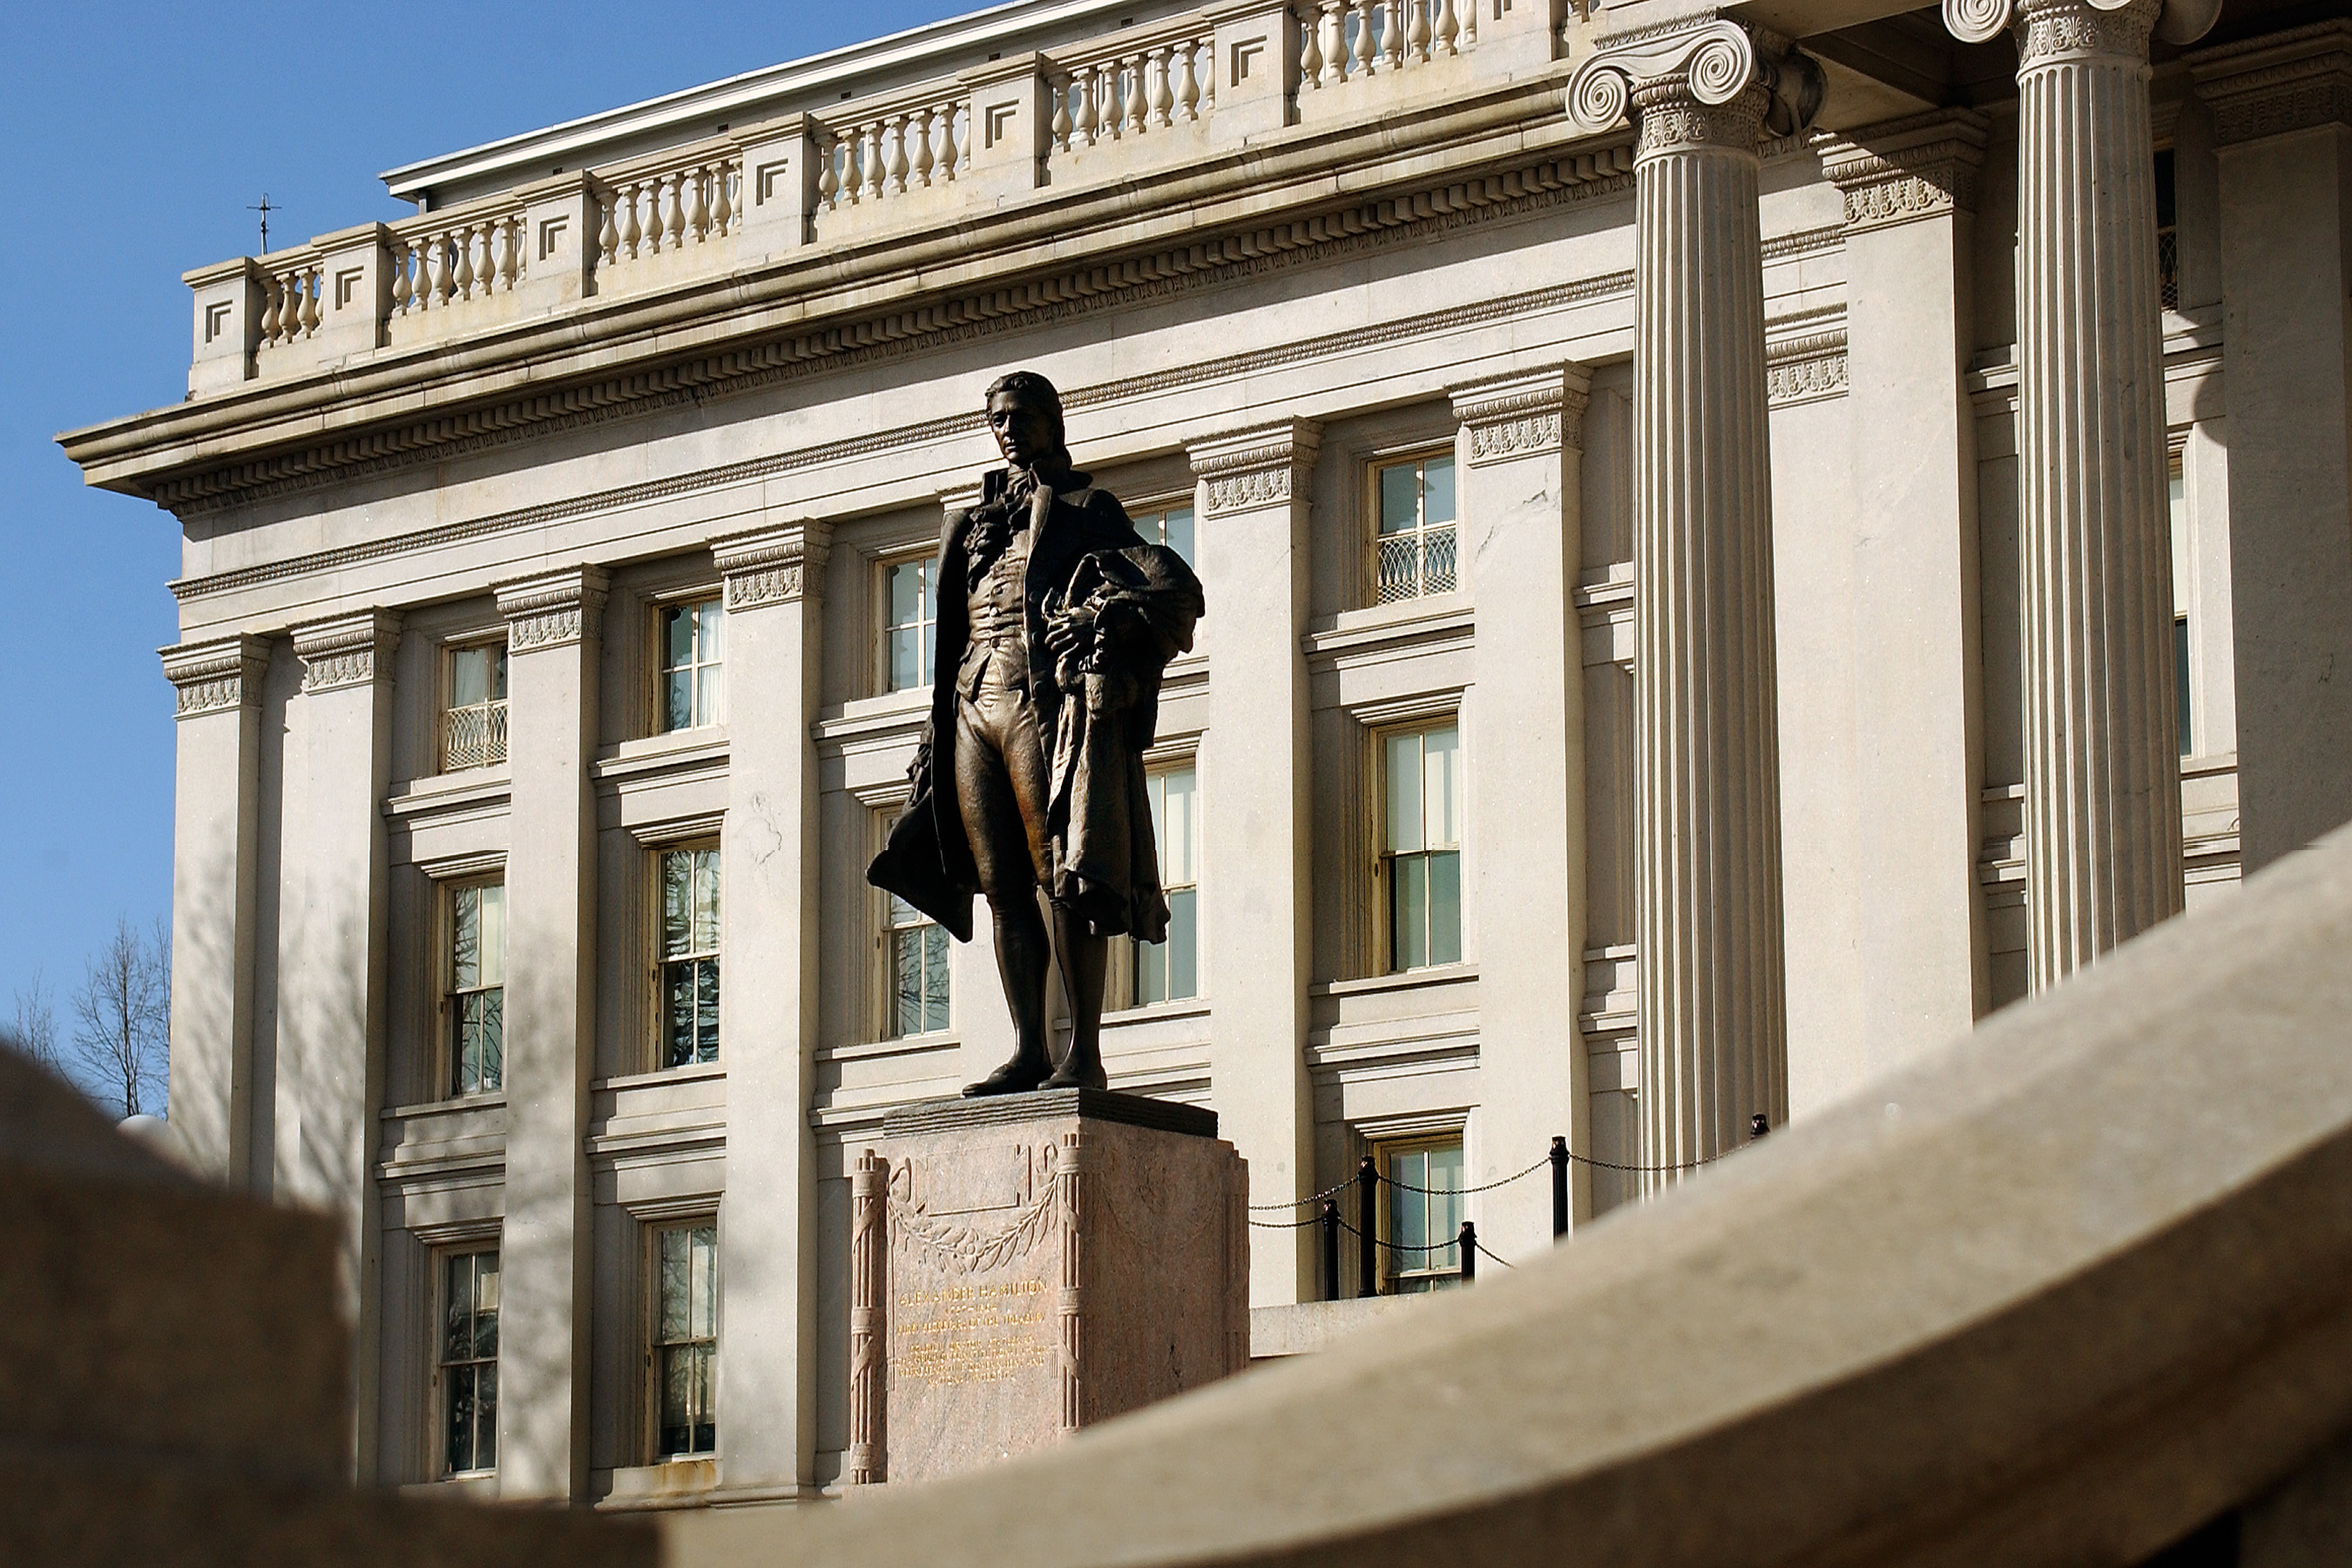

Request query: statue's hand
[{"left": 1044, "top": 602, "right": 1097, "bottom": 663}]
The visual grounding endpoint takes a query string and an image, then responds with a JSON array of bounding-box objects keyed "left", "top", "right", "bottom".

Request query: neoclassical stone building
[{"left": 63, "top": 0, "right": 2352, "bottom": 1511}]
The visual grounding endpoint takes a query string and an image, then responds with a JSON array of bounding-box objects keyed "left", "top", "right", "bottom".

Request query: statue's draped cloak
[{"left": 867, "top": 464, "right": 1205, "bottom": 943}]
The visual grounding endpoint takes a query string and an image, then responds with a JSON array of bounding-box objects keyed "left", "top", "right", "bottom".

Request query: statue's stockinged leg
[{"left": 1046, "top": 905, "right": 1109, "bottom": 1091}]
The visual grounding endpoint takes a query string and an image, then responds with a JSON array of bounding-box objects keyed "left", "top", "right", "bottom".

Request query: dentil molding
[
  {"left": 292, "top": 612, "right": 402, "bottom": 694},
  {"left": 495, "top": 568, "right": 610, "bottom": 652},
  {"left": 1815, "top": 110, "right": 1991, "bottom": 233},
  {"left": 1449, "top": 366, "right": 1592, "bottom": 466},
  {"left": 1187, "top": 419, "right": 1323, "bottom": 517},
  {"left": 712, "top": 520, "right": 835, "bottom": 610},
  {"left": 2188, "top": 20, "right": 2352, "bottom": 146},
  {"left": 1568, "top": 17, "right": 1826, "bottom": 151},
  {"left": 161, "top": 633, "right": 270, "bottom": 718}
]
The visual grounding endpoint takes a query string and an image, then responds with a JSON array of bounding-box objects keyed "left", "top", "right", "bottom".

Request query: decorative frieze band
[
  {"left": 2188, "top": 20, "right": 2352, "bottom": 146},
  {"left": 291, "top": 612, "right": 402, "bottom": 695},
  {"left": 1449, "top": 365, "right": 1593, "bottom": 465},
  {"left": 712, "top": 520, "right": 835, "bottom": 610},
  {"left": 1766, "top": 331, "right": 1850, "bottom": 406},
  {"left": 1816, "top": 110, "right": 1991, "bottom": 233},
  {"left": 494, "top": 567, "right": 609, "bottom": 652},
  {"left": 1186, "top": 418, "right": 1322, "bottom": 517},
  {"left": 161, "top": 634, "right": 270, "bottom": 718},
  {"left": 1568, "top": 17, "right": 1825, "bottom": 151}
]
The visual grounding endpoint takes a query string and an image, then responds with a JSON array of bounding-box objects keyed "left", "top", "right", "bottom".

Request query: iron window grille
[{"left": 1372, "top": 452, "right": 1457, "bottom": 605}]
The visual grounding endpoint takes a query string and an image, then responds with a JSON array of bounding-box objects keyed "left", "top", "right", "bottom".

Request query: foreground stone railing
[
  {"left": 665, "top": 821, "right": 2352, "bottom": 1566},
  {"left": 179, "top": 0, "right": 1569, "bottom": 396}
]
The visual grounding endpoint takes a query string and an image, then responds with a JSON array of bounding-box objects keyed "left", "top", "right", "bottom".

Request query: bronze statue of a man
[{"left": 868, "top": 372, "right": 1205, "bottom": 1096}]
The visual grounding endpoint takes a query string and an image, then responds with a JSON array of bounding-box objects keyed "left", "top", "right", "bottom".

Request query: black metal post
[
  {"left": 1321, "top": 1200, "right": 1341, "bottom": 1302},
  {"left": 1459, "top": 1220, "right": 1477, "bottom": 1283},
  {"left": 1356, "top": 1156, "right": 1379, "bottom": 1298},
  {"left": 1550, "top": 1135, "right": 1569, "bottom": 1240},
  {"left": 1750, "top": 1112, "right": 1770, "bottom": 1140}
]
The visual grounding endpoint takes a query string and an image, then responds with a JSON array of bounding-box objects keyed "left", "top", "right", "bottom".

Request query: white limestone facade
[{"left": 63, "top": 0, "right": 2352, "bottom": 1511}]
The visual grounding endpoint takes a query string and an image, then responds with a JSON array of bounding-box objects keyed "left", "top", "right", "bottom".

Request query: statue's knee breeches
[{"left": 953, "top": 680, "right": 1053, "bottom": 901}]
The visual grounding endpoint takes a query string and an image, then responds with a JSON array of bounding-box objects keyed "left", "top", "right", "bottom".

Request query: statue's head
[{"left": 985, "top": 370, "right": 1067, "bottom": 470}]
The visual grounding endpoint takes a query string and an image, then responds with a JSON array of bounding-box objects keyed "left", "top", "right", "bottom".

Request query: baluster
[
  {"left": 889, "top": 114, "right": 912, "bottom": 194},
  {"left": 258, "top": 274, "right": 281, "bottom": 346},
  {"left": 1301, "top": 11, "right": 1324, "bottom": 90},
  {"left": 688, "top": 166, "right": 712, "bottom": 242},
  {"left": 1127, "top": 54, "right": 1150, "bottom": 135},
  {"left": 639, "top": 179, "right": 662, "bottom": 253},
  {"left": 598, "top": 188, "right": 620, "bottom": 263},
  {"left": 425, "top": 232, "right": 450, "bottom": 309},
  {"left": 1178, "top": 40, "right": 1202, "bottom": 119},
  {"left": 1382, "top": 0, "right": 1404, "bottom": 71},
  {"left": 1354, "top": 0, "right": 1378, "bottom": 77},
  {"left": 864, "top": 121, "right": 887, "bottom": 202},
  {"left": 1077, "top": 68, "right": 1101, "bottom": 145},
  {"left": 448, "top": 226, "right": 473, "bottom": 301},
  {"left": 938, "top": 103, "right": 961, "bottom": 181},
  {"left": 1051, "top": 77, "right": 1075, "bottom": 151},
  {"left": 495, "top": 218, "right": 516, "bottom": 289},
  {"left": 1150, "top": 46, "right": 1175, "bottom": 127},
  {"left": 1408, "top": 0, "right": 1433, "bottom": 64},
  {"left": 1460, "top": 0, "right": 1476, "bottom": 46},
  {"left": 664, "top": 173, "right": 687, "bottom": 248},
  {"left": 1203, "top": 37, "right": 1216, "bottom": 107},
  {"left": 910, "top": 108, "right": 934, "bottom": 187},
  {"left": 1319, "top": 2, "right": 1346, "bottom": 84},
  {"left": 818, "top": 136, "right": 842, "bottom": 209},
  {"left": 391, "top": 241, "right": 414, "bottom": 317},
  {"left": 1434, "top": 0, "right": 1458, "bottom": 57},
  {"left": 713, "top": 160, "right": 736, "bottom": 235},
  {"left": 619, "top": 183, "right": 645, "bottom": 256},
  {"left": 302, "top": 263, "right": 323, "bottom": 335}
]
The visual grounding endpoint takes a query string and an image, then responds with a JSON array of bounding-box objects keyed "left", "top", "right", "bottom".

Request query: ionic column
[
  {"left": 1944, "top": 0, "right": 2214, "bottom": 983},
  {"left": 282, "top": 609, "right": 401, "bottom": 1474},
  {"left": 490, "top": 568, "right": 605, "bottom": 1502},
  {"left": 160, "top": 634, "right": 271, "bottom": 1185},
  {"left": 1187, "top": 419, "right": 1318, "bottom": 1301},
  {"left": 1570, "top": 20, "right": 1818, "bottom": 1184},
  {"left": 1451, "top": 368, "right": 1592, "bottom": 1241},
  {"left": 709, "top": 520, "right": 830, "bottom": 1504},
  {"left": 2189, "top": 21, "right": 2352, "bottom": 872}
]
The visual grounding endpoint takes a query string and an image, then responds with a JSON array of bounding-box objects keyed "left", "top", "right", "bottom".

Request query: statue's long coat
[{"left": 867, "top": 463, "right": 1203, "bottom": 943}]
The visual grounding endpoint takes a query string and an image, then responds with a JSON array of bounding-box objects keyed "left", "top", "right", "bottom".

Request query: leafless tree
[
  {"left": 1, "top": 970, "right": 63, "bottom": 1072},
  {"left": 72, "top": 919, "right": 170, "bottom": 1119}
]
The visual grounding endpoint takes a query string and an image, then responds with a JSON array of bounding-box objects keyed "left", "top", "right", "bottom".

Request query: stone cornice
[
  {"left": 1815, "top": 110, "right": 1991, "bottom": 233},
  {"left": 160, "top": 633, "right": 270, "bottom": 718},
  {"left": 713, "top": 521, "right": 835, "bottom": 609},
  {"left": 1186, "top": 419, "right": 1322, "bottom": 517},
  {"left": 292, "top": 612, "right": 402, "bottom": 694},
  {"left": 2188, "top": 19, "right": 2352, "bottom": 146},
  {"left": 495, "top": 568, "right": 610, "bottom": 652},
  {"left": 1449, "top": 366, "right": 1593, "bottom": 464},
  {"left": 68, "top": 71, "right": 1639, "bottom": 516}
]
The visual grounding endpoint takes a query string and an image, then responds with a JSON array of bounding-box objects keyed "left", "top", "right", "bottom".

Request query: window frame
[
  {"left": 441, "top": 875, "right": 507, "bottom": 1099},
  {"left": 876, "top": 551, "right": 941, "bottom": 698},
  {"left": 1375, "top": 719, "right": 1464, "bottom": 975},
  {"left": 652, "top": 841, "right": 723, "bottom": 1071},
  {"left": 1365, "top": 445, "right": 1460, "bottom": 607},
  {"left": 645, "top": 1216, "right": 720, "bottom": 1463},
  {"left": 437, "top": 633, "right": 510, "bottom": 774},
  {"left": 1374, "top": 1133, "right": 1467, "bottom": 1294},
  {"left": 1127, "top": 761, "right": 1201, "bottom": 1008},
  {"left": 877, "top": 808, "right": 951, "bottom": 1040},
  {"left": 650, "top": 590, "right": 727, "bottom": 735},
  {"left": 1126, "top": 494, "right": 1199, "bottom": 571},
  {"left": 434, "top": 1241, "right": 503, "bottom": 1478}
]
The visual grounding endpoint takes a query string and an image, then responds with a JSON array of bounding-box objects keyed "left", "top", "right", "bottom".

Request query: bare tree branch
[
  {"left": 1, "top": 970, "right": 63, "bottom": 1072},
  {"left": 72, "top": 919, "right": 169, "bottom": 1120}
]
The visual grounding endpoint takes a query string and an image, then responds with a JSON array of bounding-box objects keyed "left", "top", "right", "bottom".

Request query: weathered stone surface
[{"left": 854, "top": 1091, "right": 1247, "bottom": 1486}]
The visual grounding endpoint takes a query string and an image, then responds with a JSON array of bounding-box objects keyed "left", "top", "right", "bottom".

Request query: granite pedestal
[{"left": 848, "top": 1090, "right": 1249, "bottom": 1487}]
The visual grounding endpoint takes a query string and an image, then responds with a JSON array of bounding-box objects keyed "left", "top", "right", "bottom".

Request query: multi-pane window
[
  {"left": 1384, "top": 725, "right": 1462, "bottom": 972},
  {"left": 442, "top": 641, "right": 508, "bottom": 772},
  {"left": 447, "top": 882, "right": 505, "bottom": 1096},
  {"left": 1132, "top": 504, "right": 1197, "bottom": 569},
  {"left": 1382, "top": 1140, "right": 1463, "bottom": 1294},
  {"left": 886, "top": 881, "right": 950, "bottom": 1038},
  {"left": 883, "top": 558, "right": 936, "bottom": 693},
  {"left": 2171, "top": 455, "right": 2192, "bottom": 756},
  {"left": 659, "top": 848, "right": 721, "bottom": 1069},
  {"left": 1136, "top": 767, "right": 1200, "bottom": 1004},
  {"left": 440, "top": 1247, "right": 500, "bottom": 1475},
  {"left": 658, "top": 598, "right": 725, "bottom": 733},
  {"left": 652, "top": 1221, "right": 718, "bottom": 1459},
  {"left": 1373, "top": 452, "right": 1457, "bottom": 604}
]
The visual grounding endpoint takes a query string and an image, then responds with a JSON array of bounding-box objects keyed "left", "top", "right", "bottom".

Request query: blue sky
[{"left": 0, "top": 0, "right": 969, "bottom": 1066}]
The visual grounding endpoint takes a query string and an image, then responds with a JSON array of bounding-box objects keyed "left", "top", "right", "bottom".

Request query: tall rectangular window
[
  {"left": 886, "top": 882, "right": 950, "bottom": 1038},
  {"left": 440, "top": 1247, "right": 499, "bottom": 1475},
  {"left": 1132, "top": 504, "right": 1197, "bottom": 570},
  {"left": 659, "top": 598, "right": 725, "bottom": 733},
  {"left": 1382, "top": 1139, "right": 1463, "bottom": 1294},
  {"left": 448, "top": 882, "right": 505, "bottom": 1096},
  {"left": 1372, "top": 452, "right": 1457, "bottom": 604},
  {"left": 442, "top": 641, "right": 508, "bottom": 772},
  {"left": 883, "top": 558, "right": 937, "bottom": 693},
  {"left": 2171, "top": 455, "right": 2193, "bottom": 757},
  {"left": 1384, "top": 725, "right": 1462, "bottom": 972},
  {"left": 1136, "top": 767, "right": 1200, "bottom": 1004},
  {"left": 653, "top": 1221, "right": 718, "bottom": 1459},
  {"left": 659, "top": 848, "right": 720, "bottom": 1069}
]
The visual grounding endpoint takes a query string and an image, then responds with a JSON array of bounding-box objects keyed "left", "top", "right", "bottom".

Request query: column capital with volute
[
  {"left": 1941, "top": 0, "right": 2217, "bottom": 51},
  {"left": 1566, "top": 15, "right": 1824, "bottom": 152}
]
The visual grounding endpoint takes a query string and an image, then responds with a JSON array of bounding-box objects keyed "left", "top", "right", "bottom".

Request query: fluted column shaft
[
  {"left": 2011, "top": 0, "right": 2183, "bottom": 986},
  {"left": 1630, "top": 80, "right": 1789, "bottom": 1188}
]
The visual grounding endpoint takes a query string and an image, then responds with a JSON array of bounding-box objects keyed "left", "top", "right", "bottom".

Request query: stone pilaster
[
  {"left": 1570, "top": 18, "right": 1817, "bottom": 1182},
  {"left": 2191, "top": 21, "right": 2352, "bottom": 871},
  {"left": 1947, "top": 0, "right": 2187, "bottom": 986},
  {"left": 708, "top": 519, "right": 831, "bottom": 1504},
  {"left": 1186, "top": 419, "right": 1318, "bottom": 1300},
  {"left": 1818, "top": 111, "right": 1992, "bottom": 1071},
  {"left": 1450, "top": 368, "right": 1592, "bottom": 1240},
  {"left": 160, "top": 634, "right": 272, "bottom": 1186},
  {"left": 490, "top": 567, "right": 605, "bottom": 1502},
  {"left": 281, "top": 609, "right": 401, "bottom": 1476}
]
